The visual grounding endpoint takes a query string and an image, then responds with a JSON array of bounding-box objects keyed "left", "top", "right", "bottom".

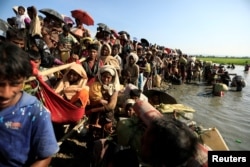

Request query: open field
[{"left": 196, "top": 57, "right": 250, "bottom": 66}]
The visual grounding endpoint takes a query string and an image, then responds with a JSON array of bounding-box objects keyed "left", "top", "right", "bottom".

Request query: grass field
[{"left": 196, "top": 57, "right": 250, "bottom": 66}]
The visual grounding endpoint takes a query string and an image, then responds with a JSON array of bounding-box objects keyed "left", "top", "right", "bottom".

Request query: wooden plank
[
  {"left": 25, "top": 58, "right": 86, "bottom": 82},
  {"left": 200, "top": 127, "right": 229, "bottom": 151}
]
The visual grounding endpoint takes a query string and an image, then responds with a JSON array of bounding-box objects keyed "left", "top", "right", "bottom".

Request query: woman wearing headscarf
[
  {"left": 99, "top": 43, "right": 120, "bottom": 75},
  {"left": 87, "top": 65, "right": 120, "bottom": 134},
  {"left": 54, "top": 63, "right": 89, "bottom": 108},
  {"left": 124, "top": 52, "right": 140, "bottom": 87}
]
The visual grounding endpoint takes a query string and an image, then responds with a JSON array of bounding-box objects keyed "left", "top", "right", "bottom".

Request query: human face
[
  {"left": 63, "top": 31, "right": 69, "bottom": 36},
  {"left": 50, "top": 31, "right": 59, "bottom": 48},
  {"left": 101, "top": 72, "right": 113, "bottom": 85},
  {"left": 126, "top": 106, "right": 135, "bottom": 117},
  {"left": 101, "top": 45, "right": 109, "bottom": 56},
  {"left": 67, "top": 70, "right": 81, "bottom": 84},
  {"left": 137, "top": 49, "right": 143, "bottom": 57},
  {"left": 112, "top": 47, "right": 119, "bottom": 56},
  {"left": 31, "top": 59, "right": 41, "bottom": 69},
  {"left": 89, "top": 49, "right": 98, "bottom": 59},
  {"left": 129, "top": 56, "right": 135, "bottom": 65},
  {"left": 18, "top": 8, "right": 25, "bottom": 15},
  {"left": 0, "top": 78, "right": 24, "bottom": 110},
  {"left": 10, "top": 39, "right": 25, "bottom": 49}
]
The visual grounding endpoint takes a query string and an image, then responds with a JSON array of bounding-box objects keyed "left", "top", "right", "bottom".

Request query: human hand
[
  {"left": 54, "top": 58, "right": 64, "bottom": 65},
  {"left": 100, "top": 99, "right": 108, "bottom": 105}
]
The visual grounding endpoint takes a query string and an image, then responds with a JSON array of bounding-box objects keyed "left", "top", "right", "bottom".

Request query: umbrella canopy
[
  {"left": 39, "top": 8, "right": 64, "bottom": 23},
  {"left": 62, "top": 15, "right": 74, "bottom": 25},
  {"left": 0, "top": 19, "right": 10, "bottom": 31},
  {"left": 165, "top": 47, "right": 172, "bottom": 54},
  {"left": 140, "top": 38, "right": 149, "bottom": 47},
  {"left": 0, "top": 19, "right": 10, "bottom": 37},
  {"left": 118, "top": 30, "right": 129, "bottom": 36},
  {"left": 143, "top": 89, "right": 178, "bottom": 104},
  {"left": 71, "top": 9, "right": 94, "bottom": 26},
  {"left": 97, "top": 23, "right": 108, "bottom": 29},
  {"left": 111, "top": 29, "right": 119, "bottom": 38},
  {"left": 118, "top": 30, "right": 130, "bottom": 39}
]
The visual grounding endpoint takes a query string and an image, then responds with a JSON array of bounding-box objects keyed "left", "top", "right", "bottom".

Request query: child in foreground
[{"left": 0, "top": 42, "right": 59, "bottom": 166}]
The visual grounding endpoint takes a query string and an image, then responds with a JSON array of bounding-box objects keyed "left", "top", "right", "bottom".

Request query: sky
[{"left": 0, "top": 0, "right": 250, "bottom": 57}]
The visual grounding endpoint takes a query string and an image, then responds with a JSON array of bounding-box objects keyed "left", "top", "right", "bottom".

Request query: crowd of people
[{"left": 0, "top": 5, "right": 212, "bottom": 167}]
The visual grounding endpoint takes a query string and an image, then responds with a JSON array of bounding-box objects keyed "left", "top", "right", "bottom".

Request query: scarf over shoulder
[
  {"left": 89, "top": 65, "right": 120, "bottom": 102},
  {"left": 99, "top": 43, "right": 120, "bottom": 71},
  {"left": 54, "top": 63, "right": 88, "bottom": 100}
]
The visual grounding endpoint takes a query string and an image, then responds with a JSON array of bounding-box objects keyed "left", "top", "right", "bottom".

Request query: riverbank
[{"left": 197, "top": 57, "right": 250, "bottom": 65}]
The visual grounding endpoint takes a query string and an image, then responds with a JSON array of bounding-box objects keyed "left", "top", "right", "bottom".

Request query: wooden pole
[{"left": 26, "top": 58, "right": 86, "bottom": 82}]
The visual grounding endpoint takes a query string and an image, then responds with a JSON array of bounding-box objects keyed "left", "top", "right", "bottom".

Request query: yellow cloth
[
  {"left": 89, "top": 65, "right": 121, "bottom": 103},
  {"left": 89, "top": 81, "right": 103, "bottom": 102},
  {"left": 145, "top": 63, "right": 151, "bottom": 73},
  {"left": 29, "top": 15, "right": 42, "bottom": 37}
]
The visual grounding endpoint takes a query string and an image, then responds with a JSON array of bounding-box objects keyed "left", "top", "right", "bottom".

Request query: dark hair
[
  {"left": 145, "top": 118, "right": 198, "bottom": 167},
  {"left": 27, "top": 49, "right": 41, "bottom": 60},
  {"left": 129, "top": 89, "right": 141, "bottom": 98},
  {"left": 27, "top": 6, "right": 37, "bottom": 17},
  {"left": 125, "top": 103, "right": 133, "bottom": 112},
  {"left": 62, "top": 24, "right": 70, "bottom": 32},
  {"left": 0, "top": 42, "right": 32, "bottom": 80},
  {"left": 88, "top": 43, "right": 99, "bottom": 51},
  {"left": 6, "top": 28, "right": 26, "bottom": 41},
  {"left": 112, "top": 44, "right": 120, "bottom": 50},
  {"left": 18, "top": 6, "right": 25, "bottom": 12}
]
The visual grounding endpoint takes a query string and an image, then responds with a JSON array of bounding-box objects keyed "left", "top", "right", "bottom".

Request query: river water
[{"left": 166, "top": 65, "right": 250, "bottom": 151}]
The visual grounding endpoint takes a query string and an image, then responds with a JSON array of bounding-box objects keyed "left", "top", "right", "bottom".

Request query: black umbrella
[
  {"left": 0, "top": 19, "right": 11, "bottom": 37},
  {"left": 140, "top": 38, "right": 149, "bottom": 47},
  {"left": 39, "top": 8, "right": 64, "bottom": 23},
  {"left": 96, "top": 23, "right": 111, "bottom": 33},
  {"left": 143, "top": 89, "right": 178, "bottom": 104},
  {"left": 118, "top": 30, "right": 130, "bottom": 40},
  {"left": 118, "top": 30, "right": 129, "bottom": 36},
  {"left": 0, "top": 19, "right": 10, "bottom": 31},
  {"left": 97, "top": 23, "right": 108, "bottom": 29}
]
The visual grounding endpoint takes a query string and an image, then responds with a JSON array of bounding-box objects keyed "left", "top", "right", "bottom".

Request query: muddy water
[{"left": 166, "top": 65, "right": 250, "bottom": 150}]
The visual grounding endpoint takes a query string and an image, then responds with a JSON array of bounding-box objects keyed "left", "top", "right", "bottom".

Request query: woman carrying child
[
  {"left": 54, "top": 63, "right": 89, "bottom": 108},
  {"left": 87, "top": 65, "right": 120, "bottom": 134}
]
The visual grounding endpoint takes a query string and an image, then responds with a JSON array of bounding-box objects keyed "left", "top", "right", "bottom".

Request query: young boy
[
  {"left": 0, "top": 42, "right": 59, "bottom": 166},
  {"left": 15, "top": 6, "right": 30, "bottom": 30}
]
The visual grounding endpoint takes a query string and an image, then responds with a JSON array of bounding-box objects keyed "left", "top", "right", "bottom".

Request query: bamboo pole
[{"left": 26, "top": 58, "right": 86, "bottom": 82}]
